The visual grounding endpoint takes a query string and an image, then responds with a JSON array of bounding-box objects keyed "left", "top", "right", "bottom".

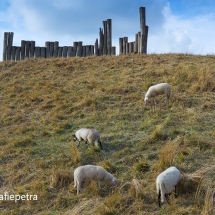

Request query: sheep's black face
[{"left": 73, "top": 134, "right": 77, "bottom": 141}]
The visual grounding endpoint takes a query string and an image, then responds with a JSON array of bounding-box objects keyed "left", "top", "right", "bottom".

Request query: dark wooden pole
[
  {"left": 30, "top": 41, "right": 35, "bottom": 58},
  {"left": 82, "top": 46, "right": 86, "bottom": 57},
  {"left": 11, "top": 46, "right": 16, "bottom": 61},
  {"left": 99, "top": 28, "right": 104, "bottom": 56},
  {"left": 119, "top": 38, "right": 123, "bottom": 55},
  {"left": 90, "top": 45, "right": 94, "bottom": 56},
  {"left": 103, "top": 21, "right": 107, "bottom": 55},
  {"left": 25, "top": 41, "right": 30, "bottom": 59},
  {"left": 7, "top": 32, "right": 13, "bottom": 60},
  {"left": 3, "top": 32, "right": 8, "bottom": 61},
  {"left": 41, "top": 47, "right": 46, "bottom": 58},
  {"left": 21, "top": 40, "right": 25, "bottom": 60},
  {"left": 144, "top": 26, "right": 149, "bottom": 54},
  {"left": 68, "top": 46, "right": 73, "bottom": 57},
  {"left": 49, "top": 42, "right": 54, "bottom": 57},
  {"left": 62, "top": 46, "right": 68, "bottom": 58},
  {"left": 35, "top": 47, "right": 40, "bottom": 58},
  {"left": 112, "top": 47, "right": 116, "bottom": 55},
  {"left": 73, "top": 42, "right": 78, "bottom": 57},
  {"left": 107, "top": 19, "right": 112, "bottom": 55},
  {"left": 123, "top": 37, "right": 128, "bottom": 55},
  {"left": 94, "top": 40, "right": 98, "bottom": 56},
  {"left": 86, "top": 45, "right": 90, "bottom": 56},
  {"left": 15, "top": 47, "right": 21, "bottom": 61},
  {"left": 54, "top": 41, "right": 59, "bottom": 57},
  {"left": 45, "top": 42, "right": 50, "bottom": 58},
  {"left": 77, "top": 41, "right": 82, "bottom": 57},
  {"left": 134, "top": 33, "right": 138, "bottom": 53},
  {"left": 139, "top": 7, "right": 146, "bottom": 54},
  {"left": 58, "top": 47, "right": 63, "bottom": 58}
]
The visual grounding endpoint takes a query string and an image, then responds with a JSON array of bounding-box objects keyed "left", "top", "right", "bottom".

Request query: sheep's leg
[
  {"left": 77, "top": 182, "right": 81, "bottom": 195},
  {"left": 77, "top": 141, "right": 80, "bottom": 147},
  {"left": 165, "top": 193, "right": 170, "bottom": 203},
  {"left": 99, "top": 141, "right": 103, "bottom": 150},
  {"left": 158, "top": 190, "right": 161, "bottom": 208},
  {"left": 174, "top": 185, "right": 178, "bottom": 198},
  {"left": 98, "top": 180, "right": 101, "bottom": 189}
]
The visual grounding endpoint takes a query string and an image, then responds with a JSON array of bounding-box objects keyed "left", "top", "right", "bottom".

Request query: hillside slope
[{"left": 0, "top": 54, "right": 215, "bottom": 214}]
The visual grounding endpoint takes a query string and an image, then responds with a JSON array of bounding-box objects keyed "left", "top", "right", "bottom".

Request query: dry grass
[{"left": 0, "top": 54, "right": 215, "bottom": 214}]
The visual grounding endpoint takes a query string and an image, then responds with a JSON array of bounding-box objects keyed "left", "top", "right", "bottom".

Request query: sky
[{"left": 0, "top": 0, "right": 215, "bottom": 60}]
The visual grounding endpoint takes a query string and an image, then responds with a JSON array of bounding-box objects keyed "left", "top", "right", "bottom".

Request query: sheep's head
[
  {"left": 73, "top": 134, "right": 77, "bottom": 141},
  {"left": 144, "top": 97, "right": 149, "bottom": 104},
  {"left": 112, "top": 177, "right": 117, "bottom": 184}
]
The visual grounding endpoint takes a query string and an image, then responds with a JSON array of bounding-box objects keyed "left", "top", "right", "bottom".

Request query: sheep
[
  {"left": 73, "top": 165, "right": 117, "bottom": 195},
  {"left": 156, "top": 166, "right": 182, "bottom": 207},
  {"left": 73, "top": 128, "right": 103, "bottom": 150},
  {"left": 144, "top": 83, "right": 171, "bottom": 105}
]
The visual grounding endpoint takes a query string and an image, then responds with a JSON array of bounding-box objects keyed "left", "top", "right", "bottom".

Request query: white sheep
[
  {"left": 74, "top": 165, "right": 117, "bottom": 195},
  {"left": 144, "top": 83, "right": 171, "bottom": 105},
  {"left": 73, "top": 128, "right": 103, "bottom": 150},
  {"left": 156, "top": 166, "right": 182, "bottom": 207}
]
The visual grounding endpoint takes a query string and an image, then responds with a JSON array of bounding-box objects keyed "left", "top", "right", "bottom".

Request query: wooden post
[
  {"left": 123, "top": 37, "right": 128, "bottom": 55},
  {"left": 3, "top": 32, "right": 8, "bottom": 61},
  {"left": 15, "top": 47, "right": 21, "bottom": 61},
  {"left": 7, "top": 32, "right": 13, "bottom": 60},
  {"left": 99, "top": 28, "right": 104, "bottom": 56},
  {"left": 90, "top": 45, "right": 94, "bottom": 56},
  {"left": 25, "top": 41, "right": 30, "bottom": 59},
  {"left": 35, "top": 47, "right": 40, "bottom": 58},
  {"left": 129, "top": 42, "right": 134, "bottom": 54},
  {"left": 77, "top": 41, "right": 82, "bottom": 57},
  {"left": 41, "top": 47, "right": 46, "bottom": 58},
  {"left": 139, "top": 7, "right": 146, "bottom": 54},
  {"left": 103, "top": 21, "right": 107, "bottom": 55},
  {"left": 82, "top": 46, "right": 86, "bottom": 57},
  {"left": 86, "top": 45, "right": 91, "bottom": 56},
  {"left": 119, "top": 38, "right": 123, "bottom": 55},
  {"left": 49, "top": 42, "right": 54, "bottom": 57},
  {"left": 45, "top": 42, "right": 50, "bottom": 58},
  {"left": 112, "top": 47, "right": 116, "bottom": 55},
  {"left": 62, "top": 46, "right": 68, "bottom": 58},
  {"left": 95, "top": 39, "right": 99, "bottom": 56},
  {"left": 58, "top": 47, "right": 63, "bottom": 58},
  {"left": 107, "top": 19, "right": 112, "bottom": 55},
  {"left": 138, "top": 32, "right": 141, "bottom": 54},
  {"left": 21, "top": 40, "right": 26, "bottom": 60},
  {"left": 134, "top": 33, "right": 138, "bottom": 53},
  {"left": 11, "top": 46, "right": 16, "bottom": 61},
  {"left": 30, "top": 41, "right": 35, "bottom": 58},
  {"left": 68, "top": 46, "right": 73, "bottom": 57},
  {"left": 144, "top": 26, "right": 149, "bottom": 54},
  {"left": 54, "top": 41, "right": 59, "bottom": 57},
  {"left": 126, "top": 43, "right": 129, "bottom": 54},
  {"left": 73, "top": 42, "right": 78, "bottom": 57}
]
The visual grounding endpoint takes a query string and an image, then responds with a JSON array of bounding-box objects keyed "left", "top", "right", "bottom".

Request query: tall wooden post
[
  {"left": 73, "top": 42, "right": 78, "bottom": 57},
  {"left": 144, "top": 26, "right": 149, "bottom": 54},
  {"left": 123, "top": 37, "right": 128, "bottom": 55},
  {"left": 103, "top": 21, "right": 107, "bottom": 55},
  {"left": 95, "top": 39, "right": 99, "bottom": 56},
  {"left": 3, "top": 32, "right": 8, "bottom": 61},
  {"left": 30, "top": 41, "right": 35, "bottom": 58},
  {"left": 54, "top": 41, "right": 59, "bottom": 57},
  {"left": 50, "top": 42, "right": 54, "bottom": 57},
  {"left": 139, "top": 7, "right": 146, "bottom": 54},
  {"left": 107, "top": 19, "right": 112, "bottom": 55},
  {"left": 119, "top": 38, "right": 123, "bottom": 55},
  {"left": 62, "top": 46, "right": 68, "bottom": 58},
  {"left": 7, "top": 32, "right": 13, "bottom": 60},
  {"left": 77, "top": 41, "right": 82, "bottom": 57},
  {"left": 45, "top": 41, "right": 50, "bottom": 58},
  {"left": 99, "top": 28, "right": 104, "bottom": 56},
  {"left": 21, "top": 40, "right": 25, "bottom": 60},
  {"left": 25, "top": 41, "right": 30, "bottom": 59},
  {"left": 15, "top": 47, "right": 21, "bottom": 61},
  {"left": 58, "top": 47, "right": 63, "bottom": 58},
  {"left": 11, "top": 46, "right": 16, "bottom": 61},
  {"left": 134, "top": 33, "right": 138, "bottom": 53}
]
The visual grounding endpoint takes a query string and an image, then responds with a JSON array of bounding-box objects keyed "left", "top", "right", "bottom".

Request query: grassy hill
[{"left": 0, "top": 54, "right": 215, "bottom": 214}]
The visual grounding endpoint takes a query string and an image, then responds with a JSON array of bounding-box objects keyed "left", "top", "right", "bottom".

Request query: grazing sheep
[
  {"left": 156, "top": 166, "right": 182, "bottom": 207},
  {"left": 74, "top": 165, "right": 117, "bottom": 195},
  {"left": 144, "top": 83, "right": 171, "bottom": 105},
  {"left": 73, "top": 128, "right": 103, "bottom": 150}
]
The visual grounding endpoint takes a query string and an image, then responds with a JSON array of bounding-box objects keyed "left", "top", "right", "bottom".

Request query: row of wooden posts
[{"left": 2, "top": 7, "right": 148, "bottom": 61}]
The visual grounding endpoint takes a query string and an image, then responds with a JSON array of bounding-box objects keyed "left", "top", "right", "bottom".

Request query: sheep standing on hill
[
  {"left": 74, "top": 165, "right": 117, "bottom": 195},
  {"left": 156, "top": 166, "right": 182, "bottom": 207},
  {"left": 144, "top": 83, "right": 171, "bottom": 105},
  {"left": 73, "top": 128, "right": 103, "bottom": 150}
]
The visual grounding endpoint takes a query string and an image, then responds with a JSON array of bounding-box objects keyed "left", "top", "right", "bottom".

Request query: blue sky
[{"left": 0, "top": 0, "right": 215, "bottom": 60}]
